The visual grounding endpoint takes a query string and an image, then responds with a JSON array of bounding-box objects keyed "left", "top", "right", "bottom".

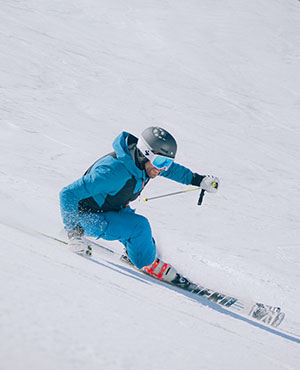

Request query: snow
[{"left": 1, "top": 0, "right": 300, "bottom": 369}]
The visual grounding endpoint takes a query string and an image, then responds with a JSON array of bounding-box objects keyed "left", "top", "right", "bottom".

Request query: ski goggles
[
  {"left": 137, "top": 138, "right": 175, "bottom": 170},
  {"left": 151, "top": 153, "right": 174, "bottom": 170}
]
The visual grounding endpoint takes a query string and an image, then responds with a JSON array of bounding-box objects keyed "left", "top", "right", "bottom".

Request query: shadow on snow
[{"left": 96, "top": 257, "right": 300, "bottom": 345}]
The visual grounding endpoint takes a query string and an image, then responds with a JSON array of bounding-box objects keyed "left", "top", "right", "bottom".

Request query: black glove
[
  {"left": 67, "top": 225, "right": 84, "bottom": 240},
  {"left": 191, "top": 173, "right": 205, "bottom": 187}
]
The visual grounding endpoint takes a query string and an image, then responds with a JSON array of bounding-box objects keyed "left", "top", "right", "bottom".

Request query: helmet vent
[{"left": 153, "top": 127, "right": 167, "bottom": 141}]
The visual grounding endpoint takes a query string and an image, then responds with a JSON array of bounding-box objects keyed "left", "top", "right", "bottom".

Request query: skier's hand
[
  {"left": 191, "top": 173, "right": 219, "bottom": 193},
  {"left": 200, "top": 175, "right": 219, "bottom": 193}
]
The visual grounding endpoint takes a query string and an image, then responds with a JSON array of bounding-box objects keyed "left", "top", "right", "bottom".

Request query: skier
[{"left": 59, "top": 126, "right": 219, "bottom": 270}]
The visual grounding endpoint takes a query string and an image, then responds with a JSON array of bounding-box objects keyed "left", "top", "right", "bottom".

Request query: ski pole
[
  {"left": 143, "top": 187, "right": 199, "bottom": 203},
  {"left": 197, "top": 181, "right": 218, "bottom": 206},
  {"left": 197, "top": 189, "right": 206, "bottom": 206}
]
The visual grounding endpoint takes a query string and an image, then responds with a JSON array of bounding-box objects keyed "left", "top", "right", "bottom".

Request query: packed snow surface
[{"left": 1, "top": 1, "right": 300, "bottom": 369}]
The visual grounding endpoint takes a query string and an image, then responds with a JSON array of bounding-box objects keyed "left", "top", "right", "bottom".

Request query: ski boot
[
  {"left": 142, "top": 258, "right": 196, "bottom": 290},
  {"left": 67, "top": 227, "right": 93, "bottom": 256}
]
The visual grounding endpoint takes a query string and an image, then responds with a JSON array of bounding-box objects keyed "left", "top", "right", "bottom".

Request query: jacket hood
[{"left": 112, "top": 131, "right": 145, "bottom": 178}]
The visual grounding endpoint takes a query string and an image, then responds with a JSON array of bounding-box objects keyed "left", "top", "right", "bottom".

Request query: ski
[
  {"left": 36, "top": 231, "right": 286, "bottom": 328},
  {"left": 121, "top": 255, "right": 285, "bottom": 328}
]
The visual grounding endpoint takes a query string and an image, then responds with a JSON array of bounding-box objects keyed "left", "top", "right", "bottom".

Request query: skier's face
[{"left": 145, "top": 160, "right": 163, "bottom": 178}]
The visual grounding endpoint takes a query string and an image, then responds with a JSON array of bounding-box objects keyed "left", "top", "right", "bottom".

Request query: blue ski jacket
[{"left": 60, "top": 131, "right": 195, "bottom": 231}]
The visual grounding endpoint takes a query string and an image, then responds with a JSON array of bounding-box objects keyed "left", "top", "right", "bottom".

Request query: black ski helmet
[{"left": 137, "top": 127, "right": 177, "bottom": 159}]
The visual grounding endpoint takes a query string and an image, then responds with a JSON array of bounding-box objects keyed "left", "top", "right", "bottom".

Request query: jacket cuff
[{"left": 191, "top": 173, "right": 205, "bottom": 187}]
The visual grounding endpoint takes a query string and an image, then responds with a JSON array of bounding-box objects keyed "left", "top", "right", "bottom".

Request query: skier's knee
[{"left": 135, "top": 215, "right": 151, "bottom": 234}]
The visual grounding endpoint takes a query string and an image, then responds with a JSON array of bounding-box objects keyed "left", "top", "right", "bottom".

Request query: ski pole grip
[{"left": 198, "top": 189, "right": 206, "bottom": 206}]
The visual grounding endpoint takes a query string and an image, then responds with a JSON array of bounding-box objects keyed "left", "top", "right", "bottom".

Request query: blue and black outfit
[{"left": 60, "top": 131, "right": 203, "bottom": 268}]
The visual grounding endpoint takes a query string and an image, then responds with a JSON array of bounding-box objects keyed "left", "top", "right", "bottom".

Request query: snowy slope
[{"left": 1, "top": 0, "right": 300, "bottom": 369}]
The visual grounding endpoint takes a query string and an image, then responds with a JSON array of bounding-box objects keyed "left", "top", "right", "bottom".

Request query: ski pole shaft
[
  {"left": 197, "top": 189, "right": 206, "bottom": 205},
  {"left": 39, "top": 232, "right": 68, "bottom": 244},
  {"left": 197, "top": 181, "right": 218, "bottom": 206},
  {"left": 143, "top": 187, "right": 199, "bottom": 203}
]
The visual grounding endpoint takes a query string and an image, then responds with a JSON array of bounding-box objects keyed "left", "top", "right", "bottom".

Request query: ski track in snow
[{"left": 1, "top": 1, "right": 300, "bottom": 369}]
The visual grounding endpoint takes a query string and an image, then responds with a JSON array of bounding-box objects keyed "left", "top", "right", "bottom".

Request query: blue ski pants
[{"left": 79, "top": 208, "right": 156, "bottom": 269}]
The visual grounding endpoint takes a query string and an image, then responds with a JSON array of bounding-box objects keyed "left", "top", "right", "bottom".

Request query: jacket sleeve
[
  {"left": 59, "top": 165, "right": 125, "bottom": 231},
  {"left": 159, "top": 162, "right": 194, "bottom": 185}
]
